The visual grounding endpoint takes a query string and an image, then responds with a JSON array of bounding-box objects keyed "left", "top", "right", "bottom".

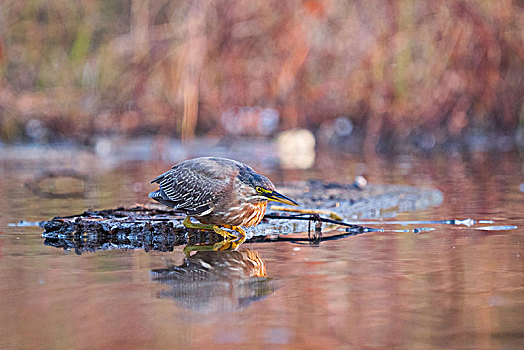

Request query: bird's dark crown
[{"left": 237, "top": 165, "right": 275, "bottom": 191}]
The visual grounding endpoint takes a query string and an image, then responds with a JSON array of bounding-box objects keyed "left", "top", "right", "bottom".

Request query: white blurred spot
[
  {"left": 353, "top": 175, "right": 367, "bottom": 190},
  {"left": 277, "top": 129, "right": 316, "bottom": 169},
  {"left": 94, "top": 138, "right": 111, "bottom": 157},
  {"left": 420, "top": 133, "right": 436, "bottom": 150},
  {"left": 25, "top": 119, "right": 48, "bottom": 141},
  {"left": 333, "top": 116, "right": 353, "bottom": 136}
]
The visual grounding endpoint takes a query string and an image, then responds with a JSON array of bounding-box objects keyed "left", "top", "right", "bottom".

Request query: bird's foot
[
  {"left": 182, "top": 217, "right": 247, "bottom": 253},
  {"left": 182, "top": 238, "right": 241, "bottom": 256},
  {"left": 211, "top": 225, "right": 246, "bottom": 250}
]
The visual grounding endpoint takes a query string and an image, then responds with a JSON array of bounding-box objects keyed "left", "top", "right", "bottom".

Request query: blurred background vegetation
[{"left": 0, "top": 0, "right": 523, "bottom": 152}]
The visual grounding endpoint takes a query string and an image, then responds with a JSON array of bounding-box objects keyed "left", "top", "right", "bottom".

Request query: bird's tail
[{"left": 148, "top": 190, "right": 162, "bottom": 199}]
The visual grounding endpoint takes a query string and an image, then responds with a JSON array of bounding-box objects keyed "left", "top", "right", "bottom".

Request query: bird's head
[{"left": 238, "top": 168, "right": 298, "bottom": 206}]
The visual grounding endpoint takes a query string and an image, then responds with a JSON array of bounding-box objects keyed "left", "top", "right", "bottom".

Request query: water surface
[{"left": 0, "top": 146, "right": 522, "bottom": 349}]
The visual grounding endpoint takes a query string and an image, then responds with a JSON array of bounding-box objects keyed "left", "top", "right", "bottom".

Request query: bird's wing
[{"left": 153, "top": 167, "right": 218, "bottom": 216}]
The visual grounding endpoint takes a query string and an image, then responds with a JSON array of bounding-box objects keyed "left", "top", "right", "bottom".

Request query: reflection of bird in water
[
  {"left": 151, "top": 249, "right": 274, "bottom": 313},
  {"left": 149, "top": 157, "right": 298, "bottom": 251}
]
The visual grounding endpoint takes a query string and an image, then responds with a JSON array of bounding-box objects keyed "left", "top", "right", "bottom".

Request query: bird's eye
[{"left": 255, "top": 186, "right": 264, "bottom": 193}]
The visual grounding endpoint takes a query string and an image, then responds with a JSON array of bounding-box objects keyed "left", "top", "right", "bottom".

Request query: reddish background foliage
[{"left": 0, "top": 0, "right": 523, "bottom": 149}]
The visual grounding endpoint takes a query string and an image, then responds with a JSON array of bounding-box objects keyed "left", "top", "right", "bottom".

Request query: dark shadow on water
[
  {"left": 151, "top": 249, "right": 275, "bottom": 313},
  {"left": 43, "top": 223, "right": 276, "bottom": 313}
]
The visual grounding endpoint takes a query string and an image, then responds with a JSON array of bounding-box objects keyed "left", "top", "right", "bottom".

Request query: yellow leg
[
  {"left": 183, "top": 216, "right": 214, "bottom": 230},
  {"left": 183, "top": 244, "right": 216, "bottom": 256},
  {"left": 182, "top": 216, "right": 246, "bottom": 253}
]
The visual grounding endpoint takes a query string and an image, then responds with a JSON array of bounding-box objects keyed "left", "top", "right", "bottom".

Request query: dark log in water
[{"left": 41, "top": 181, "right": 444, "bottom": 254}]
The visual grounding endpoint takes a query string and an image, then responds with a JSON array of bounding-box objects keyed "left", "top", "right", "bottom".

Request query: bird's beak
[{"left": 265, "top": 190, "right": 299, "bottom": 206}]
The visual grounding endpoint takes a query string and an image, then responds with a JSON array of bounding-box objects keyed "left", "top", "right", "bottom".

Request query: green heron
[{"left": 149, "top": 157, "right": 298, "bottom": 250}]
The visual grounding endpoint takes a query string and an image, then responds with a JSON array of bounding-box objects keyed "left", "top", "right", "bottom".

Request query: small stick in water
[{"left": 270, "top": 205, "right": 344, "bottom": 221}]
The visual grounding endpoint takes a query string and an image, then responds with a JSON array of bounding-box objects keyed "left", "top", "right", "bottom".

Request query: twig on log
[{"left": 263, "top": 212, "right": 364, "bottom": 234}]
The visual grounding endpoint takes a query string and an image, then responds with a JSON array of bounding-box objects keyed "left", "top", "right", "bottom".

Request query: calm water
[{"left": 0, "top": 145, "right": 522, "bottom": 349}]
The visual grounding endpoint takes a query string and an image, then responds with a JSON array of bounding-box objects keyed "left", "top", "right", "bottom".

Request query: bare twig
[{"left": 263, "top": 212, "right": 364, "bottom": 234}]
